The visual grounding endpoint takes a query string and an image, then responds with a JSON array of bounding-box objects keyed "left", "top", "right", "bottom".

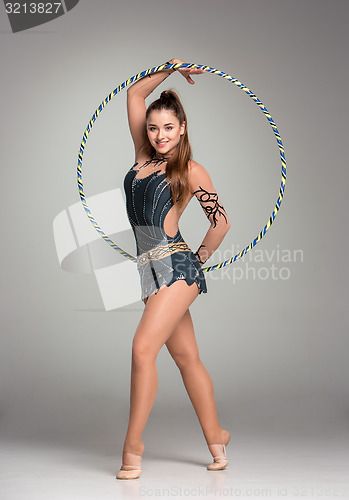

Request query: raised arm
[
  {"left": 127, "top": 61, "right": 176, "bottom": 159},
  {"left": 127, "top": 59, "right": 205, "bottom": 159},
  {"left": 188, "top": 162, "right": 231, "bottom": 266}
]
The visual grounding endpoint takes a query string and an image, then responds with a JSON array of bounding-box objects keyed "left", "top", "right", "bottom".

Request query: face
[{"left": 146, "top": 109, "right": 185, "bottom": 157}]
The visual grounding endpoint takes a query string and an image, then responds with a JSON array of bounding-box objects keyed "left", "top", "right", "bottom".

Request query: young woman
[{"left": 117, "top": 58, "right": 232, "bottom": 479}]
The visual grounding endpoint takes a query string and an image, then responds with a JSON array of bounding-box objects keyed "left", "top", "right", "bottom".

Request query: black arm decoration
[
  {"left": 194, "top": 244, "right": 206, "bottom": 265},
  {"left": 192, "top": 186, "right": 228, "bottom": 228}
]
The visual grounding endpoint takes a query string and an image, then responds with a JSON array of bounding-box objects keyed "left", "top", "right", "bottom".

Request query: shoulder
[
  {"left": 188, "top": 160, "right": 212, "bottom": 189},
  {"left": 188, "top": 159, "right": 210, "bottom": 178}
]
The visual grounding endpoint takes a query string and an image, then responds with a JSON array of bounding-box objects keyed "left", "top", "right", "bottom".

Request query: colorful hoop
[{"left": 77, "top": 62, "right": 287, "bottom": 273}]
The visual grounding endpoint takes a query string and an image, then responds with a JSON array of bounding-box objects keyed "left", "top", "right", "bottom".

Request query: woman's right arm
[
  {"left": 127, "top": 60, "right": 176, "bottom": 159},
  {"left": 127, "top": 59, "right": 205, "bottom": 159}
]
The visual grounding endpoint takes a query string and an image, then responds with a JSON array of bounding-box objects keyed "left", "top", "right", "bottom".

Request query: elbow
[
  {"left": 210, "top": 220, "right": 231, "bottom": 235},
  {"left": 127, "top": 85, "right": 137, "bottom": 97}
]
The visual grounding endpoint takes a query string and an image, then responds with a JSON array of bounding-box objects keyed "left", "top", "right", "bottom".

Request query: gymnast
[{"left": 117, "top": 57, "right": 232, "bottom": 479}]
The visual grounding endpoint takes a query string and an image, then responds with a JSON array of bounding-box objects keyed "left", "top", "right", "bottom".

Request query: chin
[{"left": 155, "top": 146, "right": 171, "bottom": 154}]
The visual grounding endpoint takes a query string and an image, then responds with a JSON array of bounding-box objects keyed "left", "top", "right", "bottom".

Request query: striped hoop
[{"left": 77, "top": 62, "right": 287, "bottom": 273}]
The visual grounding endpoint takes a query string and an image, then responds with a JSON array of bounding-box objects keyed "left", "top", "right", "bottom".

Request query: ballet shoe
[
  {"left": 116, "top": 452, "right": 142, "bottom": 480},
  {"left": 206, "top": 443, "right": 228, "bottom": 470}
]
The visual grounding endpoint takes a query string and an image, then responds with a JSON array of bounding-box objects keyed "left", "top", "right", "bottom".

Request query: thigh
[
  {"left": 165, "top": 309, "right": 200, "bottom": 367},
  {"left": 134, "top": 280, "right": 200, "bottom": 356}
]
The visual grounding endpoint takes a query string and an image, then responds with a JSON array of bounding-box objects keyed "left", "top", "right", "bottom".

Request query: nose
[{"left": 157, "top": 129, "right": 166, "bottom": 141}]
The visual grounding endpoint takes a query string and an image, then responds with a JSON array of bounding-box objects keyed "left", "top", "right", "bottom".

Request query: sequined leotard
[{"left": 123, "top": 157, "right": 207, "bottom": 301}]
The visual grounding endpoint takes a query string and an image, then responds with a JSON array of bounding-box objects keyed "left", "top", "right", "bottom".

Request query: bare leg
[
  {"left": 165, "top": 309, "right": 230, "bottom": 447},
  {"left": 121, "top": 280, "right": 200, "bottom": 460}
]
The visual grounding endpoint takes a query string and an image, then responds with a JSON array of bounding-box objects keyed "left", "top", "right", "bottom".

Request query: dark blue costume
[{"left": 123, "top": 158, "right": 207, "bottom": 301}]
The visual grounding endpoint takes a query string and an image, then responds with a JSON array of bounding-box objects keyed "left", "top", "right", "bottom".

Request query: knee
[
  {"left": 132, "top": 340, "right": 157, "bottom": 368},
  {"left": 172, "top": 352, "right": 201, "bottom": 372}
]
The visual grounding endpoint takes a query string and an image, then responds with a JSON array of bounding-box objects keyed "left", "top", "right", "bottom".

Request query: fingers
[
  {"left": 184, "top": 66, "right": 205, "bottom": 73},
  {"left": 177, "top": 64, "right": 205, "bottom": 84},
  {"left": 186, "top": 68, "right": 205, "bottom": 84},
  {"left": 179, "top": 70, "right": 195, "bottom": 84}
]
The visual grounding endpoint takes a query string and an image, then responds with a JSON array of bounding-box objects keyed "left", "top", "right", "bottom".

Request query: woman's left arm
[{"left": 188, "top": 162, "right": 231, "bottom": 266}]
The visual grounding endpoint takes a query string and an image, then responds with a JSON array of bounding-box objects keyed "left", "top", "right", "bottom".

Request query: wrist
[
  {"left": 147, "top": 62, "right": 175, "bottom": 79},
  {"left": 194, "top": 251, "right": 205, "bottom": 266},
  {"left": 165, "top": 60, "right": 177, "bottom": 73}
]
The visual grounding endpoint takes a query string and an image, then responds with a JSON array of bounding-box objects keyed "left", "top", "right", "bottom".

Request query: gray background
[{"left": 1, "top": 0, "right": 348, "bottom": 498}]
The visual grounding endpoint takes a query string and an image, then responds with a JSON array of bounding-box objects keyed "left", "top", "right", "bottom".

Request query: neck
[{"left": 153, "top": 151, "right": 175, "bottom": 161}]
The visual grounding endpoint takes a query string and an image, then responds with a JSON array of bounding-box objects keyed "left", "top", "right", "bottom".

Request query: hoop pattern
[{"left": 77, "top": 63, "right": 287, "bottom": 273}]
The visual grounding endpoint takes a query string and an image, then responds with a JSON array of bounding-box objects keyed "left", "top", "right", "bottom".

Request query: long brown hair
[{"left": 140, "top": 89, "right": 192, "bottom": 210}]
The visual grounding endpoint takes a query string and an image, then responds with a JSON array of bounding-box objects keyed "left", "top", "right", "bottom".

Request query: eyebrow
[{"left": 147, "top": 123, "right": 175, "bottom": 126}]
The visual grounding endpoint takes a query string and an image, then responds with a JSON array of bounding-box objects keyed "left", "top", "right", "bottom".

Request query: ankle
[
  {"left": 123, "top": 437, "right": 144, "bottom": 456},
  {"left": 206, "top": 428, "right": 230, "bottom": 447}
]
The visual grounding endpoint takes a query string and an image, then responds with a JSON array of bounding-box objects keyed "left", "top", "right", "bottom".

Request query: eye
[
  {"left": 166, "top": 126, "right": 173, "bottom": 130},
  {"left": 149, "top": 127, "right": 156, "bottom": 131}
]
